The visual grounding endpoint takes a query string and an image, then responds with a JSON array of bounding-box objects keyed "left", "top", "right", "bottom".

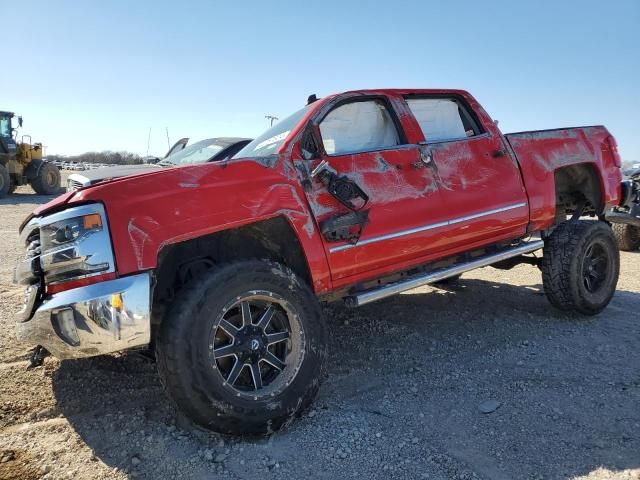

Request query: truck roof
[{"left": 326, "top": 88, "right": 472, "bottom": 97}]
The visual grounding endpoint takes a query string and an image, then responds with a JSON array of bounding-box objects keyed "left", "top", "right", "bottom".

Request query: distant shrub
[{"left": 48, "top": 151, "right": 143, "bottom": 165}]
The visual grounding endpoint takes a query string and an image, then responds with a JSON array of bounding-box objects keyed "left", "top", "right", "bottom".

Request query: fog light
[{"left": 56, "top": 308, "right": 80, "bottom": 346}]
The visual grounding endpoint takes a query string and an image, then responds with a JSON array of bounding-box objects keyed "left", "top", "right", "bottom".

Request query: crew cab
[{"left": 13, "top": 89, "right": 638, "bottom": 435}]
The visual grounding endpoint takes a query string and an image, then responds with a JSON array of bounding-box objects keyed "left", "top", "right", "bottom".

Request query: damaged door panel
[
  {"left": 300, "top": 96, "right": 448, "bottom": 281},
  {"left": 405, "top": 95, "right": 530, "bottom": 250}
]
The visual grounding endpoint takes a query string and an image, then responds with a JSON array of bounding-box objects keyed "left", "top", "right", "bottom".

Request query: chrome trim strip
[
  {"left": 329, "top": 202, "right": 528, "bottom": 253},
  {"left": 347, "top": 239, "right": 544, "bottom": 307}
]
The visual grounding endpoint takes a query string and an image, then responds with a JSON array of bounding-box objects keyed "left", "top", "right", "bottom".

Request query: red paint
[
  {"left": 505, "top": 126, "right": 622, "bottom": 231},
  {"left": 29, "top": 89, "right": 624, "bottom": 297}
]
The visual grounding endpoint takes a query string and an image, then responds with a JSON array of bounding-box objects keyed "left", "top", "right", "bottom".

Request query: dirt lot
[{"left": 0, "top": 181, "right": 638, "bottom": 480}]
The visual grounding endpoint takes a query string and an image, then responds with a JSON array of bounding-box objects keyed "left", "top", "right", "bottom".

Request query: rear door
[
  {"left": 404, "top": 95, "right": 529, "bottom": 250},
  {"left": 303, "top": 96, "right": 447, "bottom": 283}
]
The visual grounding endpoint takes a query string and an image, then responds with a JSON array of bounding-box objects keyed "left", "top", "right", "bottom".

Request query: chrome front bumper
[{"left": 16, "top": 273, "right": 151, "bottom": 359}]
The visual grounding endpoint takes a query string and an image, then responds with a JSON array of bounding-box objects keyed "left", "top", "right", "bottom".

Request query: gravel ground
[{"left": 0, "top": 180, "right": 638, "bottom": 480}]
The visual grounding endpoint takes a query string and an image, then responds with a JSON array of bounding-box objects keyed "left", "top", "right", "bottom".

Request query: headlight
[
  {"left": 40, "top": 213, "right": 103, "bottom": 250},
  {"left": 19, "top": 204, "right": 115, "bottom": 285}
]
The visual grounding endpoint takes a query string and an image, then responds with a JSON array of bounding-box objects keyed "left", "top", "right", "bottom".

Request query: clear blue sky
[{"left": 3, "top": 0, "right": 639, "bottom": 163}]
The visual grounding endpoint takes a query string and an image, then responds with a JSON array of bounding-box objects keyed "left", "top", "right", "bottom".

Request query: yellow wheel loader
[{"left": 0, "top": 111, "right": 60, "bottom": 197}]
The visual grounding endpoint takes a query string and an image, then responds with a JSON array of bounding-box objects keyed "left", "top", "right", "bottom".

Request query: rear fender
[{"left": 505, "top": 127, "right": 622, "bottom": 230}]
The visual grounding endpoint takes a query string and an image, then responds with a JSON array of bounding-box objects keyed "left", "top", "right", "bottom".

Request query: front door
[{"left": 303, "top": 96, "right": 448, "bottom": 285}]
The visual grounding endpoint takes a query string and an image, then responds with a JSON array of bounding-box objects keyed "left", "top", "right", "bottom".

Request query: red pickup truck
[{"left": 14, "top": 89, "right": 639, "bottom": 435}]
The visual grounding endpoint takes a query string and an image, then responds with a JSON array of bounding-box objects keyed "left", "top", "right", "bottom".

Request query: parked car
[
  {"left": 14, "top": 88, "right": 638, "bottom": 436},
  {"left": 66, "top": 137, "right": 251, "bottom": 190},
  {"left": 609, "top": 167, "right": 640, "bottom": 250}
]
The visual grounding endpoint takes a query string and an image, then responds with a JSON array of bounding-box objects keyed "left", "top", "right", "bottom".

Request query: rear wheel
[
  {"left": 30, "top": 162, "right": 60, "bottom": 195},
  {"left": 542, "top": 220, "right": 619, "bottom": 315},
  {"left": 0, "top": 164, "right": 9, "bottom": 198},
  {"left": 612, "top": 223, "right": 640, "bottom": 251},
  {"left": 156, "top": 260, "right": 327, "bottom": 435}
]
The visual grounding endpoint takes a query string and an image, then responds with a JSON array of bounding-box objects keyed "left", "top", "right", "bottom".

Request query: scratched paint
[
  {"left": 506, "top": 126, "right": 621, "bottom": 230},
  {"left": 127, "top": 217, "right": 160, "bottom": 269},
  {"left": 427, "top": 141, "right": 495, "bottom": 191}
]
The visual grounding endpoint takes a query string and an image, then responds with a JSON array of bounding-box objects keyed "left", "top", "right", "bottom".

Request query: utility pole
[
  {"left": 146, "top": 128, "right": 151, "bottom": 156},
  {"left": 265, "top": 115, "right": 278, "bottom": 127}
]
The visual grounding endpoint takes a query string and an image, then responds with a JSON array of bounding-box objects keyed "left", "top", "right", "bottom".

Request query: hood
[
  {"left": 67, "top": 164, "right": 163, "bottom": 190},
  {"left": 22, "top": 156, "right": 280, "bottom": 233}
]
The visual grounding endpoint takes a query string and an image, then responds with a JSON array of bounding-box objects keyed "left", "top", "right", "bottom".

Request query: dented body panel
[
  {"left": 24, "top": 88, "right": 624, "bottom": 301},
  {"left": 70, "top": 158, "right": 334, "bottom": 293},
  {"left": 506, "top": 126, "right": 622, "bottom": 231}
]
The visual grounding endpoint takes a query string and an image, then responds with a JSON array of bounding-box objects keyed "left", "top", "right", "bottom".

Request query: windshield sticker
[{"left": 254, "top": 131, "right": 290, "bottom": 151}]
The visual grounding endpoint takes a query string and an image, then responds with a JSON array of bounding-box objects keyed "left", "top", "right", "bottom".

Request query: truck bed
[{"left": 504, "top": 125, "right": 621, "bottom": 231}]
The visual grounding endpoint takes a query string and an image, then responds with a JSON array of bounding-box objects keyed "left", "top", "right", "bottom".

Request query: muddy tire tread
[{"left": 542, "top": 220, "right": 619, "bottom": 315}]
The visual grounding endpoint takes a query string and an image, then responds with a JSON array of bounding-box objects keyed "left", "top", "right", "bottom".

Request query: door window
[
  {"left": 319, "top": 100, "right": 400, "bottom": 155},
  {"left": 406, "top": 98, "right": 480, "bottom": 143}
]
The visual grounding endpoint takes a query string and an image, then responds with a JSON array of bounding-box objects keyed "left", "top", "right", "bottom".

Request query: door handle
[{"left": 413, "top": 150, "right": 432, "bottom": 169}]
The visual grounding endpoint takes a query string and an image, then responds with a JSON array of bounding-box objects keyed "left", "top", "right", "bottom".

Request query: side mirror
[
  {"left": 18, "top": 116, "right": 23, "bottom": 127},
  {"left": 300, "top": 125, "right": 319, "bottom": 160}
]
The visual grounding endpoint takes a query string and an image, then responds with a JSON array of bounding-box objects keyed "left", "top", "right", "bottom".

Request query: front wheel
[
  {"left": 541, "top": 220, "right": 619, "bottom": 315},
  {"left": 156, "top": 260, "right": 327, "bottom": 435}
]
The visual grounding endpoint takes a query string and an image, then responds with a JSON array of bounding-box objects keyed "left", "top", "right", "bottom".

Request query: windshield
[
  {"left": 234, "top": 105, "right": 311, "bottom": 159},
  {"left": 159, "top": 139, "right": 225, "bottom": 166},
  {"left": 0, "top": 116, "right": 11, "bottom": 138}
]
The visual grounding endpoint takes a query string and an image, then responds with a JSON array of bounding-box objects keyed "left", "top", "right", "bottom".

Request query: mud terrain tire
[
  {"left": 612, "top": 223, "right": 640, "bottom": 251},
  {"left": 156, "top": 260, "right": 327, "bottom": 435},
  {"left": 542, "top": 220, "right": 619, "bottom": 315}
]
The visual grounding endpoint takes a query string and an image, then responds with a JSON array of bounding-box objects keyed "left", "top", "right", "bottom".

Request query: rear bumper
[{"left": 16, "top": 273, "right": 151, "bottom": 359}]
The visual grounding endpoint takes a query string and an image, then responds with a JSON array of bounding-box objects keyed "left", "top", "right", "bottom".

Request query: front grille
[
  {"left": 15, "top": 228, "right": 42, "bottom": 285},
  {"left": 67, "top": 178, "right": 84, "bottom": 191},
  {"left": 24, "top": 228, "right": 43, "bottom": 277}
]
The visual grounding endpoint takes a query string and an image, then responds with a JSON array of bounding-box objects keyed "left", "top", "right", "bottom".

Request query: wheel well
[
  {"left": 151, "top": 216, "right": 312, "bottom": 327},
  {"left": 553, "top": 163, "right": 603, "bottom": 222}
]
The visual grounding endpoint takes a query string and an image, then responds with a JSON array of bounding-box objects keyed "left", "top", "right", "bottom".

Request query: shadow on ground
[{"left": 0, "top": 191, "right": 62, "bottom": 207}]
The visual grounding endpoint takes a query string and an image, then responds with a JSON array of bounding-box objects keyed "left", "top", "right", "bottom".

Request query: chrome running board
[{"left": 345, "top": 240, "right": 544, "bottom": 307}]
